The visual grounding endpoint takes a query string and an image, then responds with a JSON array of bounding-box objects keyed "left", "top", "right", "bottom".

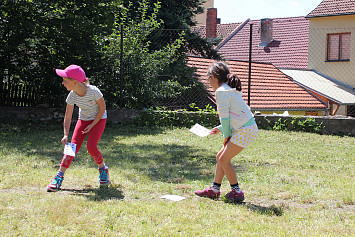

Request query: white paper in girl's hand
[
  {"left": 63, "top": 143, "right": 76, "bottom": 156},
  {"left": 189, "top": 123, "right": 211, "bottom": 137}
]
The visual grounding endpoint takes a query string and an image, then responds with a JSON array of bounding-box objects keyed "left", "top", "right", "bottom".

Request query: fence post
[
  {"left": 120, "top": 24, "right": 124, "bottom": 108},
  {"left": 248, "top": 23, "right": 253, "bottom": 106}
]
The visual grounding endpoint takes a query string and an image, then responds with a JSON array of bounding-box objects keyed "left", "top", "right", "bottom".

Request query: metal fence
[
  {"left": 155, "top": 26, "right": 355, "bottom": 117},
  {"left": 2, "top": 26, "right": 355, "bottom": 117},
  {"left": 152, "top": 27, "right": 355, "bottom": 117}
]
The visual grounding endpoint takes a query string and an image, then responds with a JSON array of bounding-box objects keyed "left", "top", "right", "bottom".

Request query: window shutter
[
  {"left": 328, "top": 34, "right": 339, "bottom": 60},
  {"left": 340, "top": 33, "right": 351, "bottom": 60}
]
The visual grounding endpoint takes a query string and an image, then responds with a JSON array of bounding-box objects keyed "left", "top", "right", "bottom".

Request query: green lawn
[{"left": 0, "top": 123, "right": 354, "bottom": 236}]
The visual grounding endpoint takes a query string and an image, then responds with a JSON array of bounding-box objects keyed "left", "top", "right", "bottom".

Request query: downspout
[{"left": 330, "top": 102, "right": 340, "bottom": 116}]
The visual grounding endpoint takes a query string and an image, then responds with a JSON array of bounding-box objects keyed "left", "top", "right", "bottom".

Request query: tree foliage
[
  {"left": 0, "top": 0, "right": 118, "bottom": 107},
  {"left": 95, "top": 0, "right": 188, "bottom": 109},
  {"left": 122, "top": 0, "right": 220, "bottom": 59},
  {"left": 0, "top": 0, "right": 217, "bottom": 109}
]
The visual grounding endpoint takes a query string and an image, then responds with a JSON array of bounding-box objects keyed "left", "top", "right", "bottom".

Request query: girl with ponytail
[{"left": 195, "top": 61, "right": 258, "bottom": 202}]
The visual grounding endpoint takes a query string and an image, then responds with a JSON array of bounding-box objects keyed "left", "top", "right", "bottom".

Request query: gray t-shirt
[{"left": 66, "top": 85, "right": 107, "bottom": 121}]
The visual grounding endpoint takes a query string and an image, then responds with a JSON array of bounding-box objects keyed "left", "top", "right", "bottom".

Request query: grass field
[{"left": 0, "top": 123, "right": 354, "bottom": 236}]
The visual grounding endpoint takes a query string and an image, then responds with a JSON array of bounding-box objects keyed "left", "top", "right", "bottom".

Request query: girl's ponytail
[
  {"left": 227, "top": 74, "right": 242, "bottom": 91},
  {"left": 208, "top": 62, "right": 242, "bottom": 91},
  {"left": 83, "top": 78, "right": 90, "bottom": 85}
]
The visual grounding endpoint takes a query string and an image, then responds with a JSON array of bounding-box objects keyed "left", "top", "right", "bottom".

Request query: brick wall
[{"left": 206, "top": 8, "right": 217, "bottom": 39}]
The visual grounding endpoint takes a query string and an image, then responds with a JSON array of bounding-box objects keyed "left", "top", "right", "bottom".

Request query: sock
[
  {"left": 231, "top": 183, "right": 242, "bottom": 193},
  {"left": 57, "top": 171, "right": 64, "bottom": 177},
  {"left": 211, "top": 182, "right": 221, "bottom": 193},
  {"left": 99, "top": 164, "right": 107, "bottom": 170}
]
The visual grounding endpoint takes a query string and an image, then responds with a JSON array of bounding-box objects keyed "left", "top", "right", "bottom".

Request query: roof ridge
[
  {"left": 306, "top": 0, "right": 355, "bottom": 18},
  {"left": 216, "top": 19, "right": 250, "bottom": 50}
]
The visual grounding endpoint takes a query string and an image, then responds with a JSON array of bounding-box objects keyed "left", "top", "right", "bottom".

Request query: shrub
[
  {"left": 132, "top": 105, "right": 219, "bottom": 128},
  {"left": 272, "top": 117, "right": 324, "bottom": 134}
]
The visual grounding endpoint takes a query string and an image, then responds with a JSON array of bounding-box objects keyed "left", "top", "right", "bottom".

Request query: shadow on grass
[
  {"left": 102, "top": 143, "right": 218, "bottom": 183},
  {"left": 0, "top": 124, "right": 237, "bottom": 183},
  {"left": 61, "top": 183, "right": 124, "bottom": 201},
  {"left": 227, "top": 201, "right": 284, "bottom": 216}
]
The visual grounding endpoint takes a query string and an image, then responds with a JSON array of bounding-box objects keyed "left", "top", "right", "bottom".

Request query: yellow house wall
[
  {"left": 193, "top": 0, "right": 214, "bottom": 26},
  {"left": 308, "top": 15, "right": 355, "bottom": 88}
]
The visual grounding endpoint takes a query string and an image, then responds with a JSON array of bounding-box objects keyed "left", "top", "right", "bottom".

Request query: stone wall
[
  {"left": 254, "top": 114, "right": 355, "bottom": 136},
  {"left": 1, "top": 107, "right": 354, "bottom": 136}
]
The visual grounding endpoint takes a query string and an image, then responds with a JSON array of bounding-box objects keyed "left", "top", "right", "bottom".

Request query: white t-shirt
[{"left": 66, "top": 85, "right": 107, "bottom": 121}]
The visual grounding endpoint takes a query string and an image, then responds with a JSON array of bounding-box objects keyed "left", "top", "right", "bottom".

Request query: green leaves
[
  {"left": 1, "top": 0, "right": 217, "bottom": 109},
  {"left": 97, "top": 0, "right": 186, "bottom": 109},
  {"left": 0, "top": 0, "right": 119, "bottom": 107},
  {"left": 271, "top": 117, "right": 325, "bottom": 134}
]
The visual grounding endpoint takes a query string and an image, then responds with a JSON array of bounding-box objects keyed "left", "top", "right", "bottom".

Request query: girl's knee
[
  {"left": 87, "top": 147, "right": 96, "bottom": 155},
  {"left": 217, "top": 155, "right": 233, "bottom": 167}
]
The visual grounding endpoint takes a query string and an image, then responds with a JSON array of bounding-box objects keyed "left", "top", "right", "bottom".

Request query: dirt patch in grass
[{"left": 249, "top": 196, "right": 355, "bottom": 214}]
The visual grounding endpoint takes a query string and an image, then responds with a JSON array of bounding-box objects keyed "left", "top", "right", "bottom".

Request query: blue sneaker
[
  {"left": 98, "top": 166, "right": 110, "bottom": 185},
  {"left": 47, "top": 175, "right": 64, "bottom": 192}
]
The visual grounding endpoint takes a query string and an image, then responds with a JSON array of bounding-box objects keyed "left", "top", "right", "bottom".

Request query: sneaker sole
[
  {"left": 99, "top": 181, "right": 111, "bottom": 186},
  {"left": 223, "top": 197, "right": 244, "bottom": 203},
  {"left": 47, "top": 187, "right": 59, "bottom": 192},
  {"left": 194, "top": 193, "right": 220, "bottom": 200}
]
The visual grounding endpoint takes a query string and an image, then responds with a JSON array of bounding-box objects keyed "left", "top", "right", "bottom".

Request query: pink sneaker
[
  {"left": 224, "top": 189, "right": 245, "bottom": 203},
  {"left": 194, "top": 187, "right": 220, "bottom": 199}
]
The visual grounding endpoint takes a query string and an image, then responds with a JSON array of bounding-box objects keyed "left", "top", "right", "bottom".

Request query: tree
[
  {"left": 122, "top": 0, "right": 220, "bottom": 59},
  {"left": 0, "top": 0, "right": 217, "bottom": 109},
  {"left": 96, "top": 0, "right": 186, "bottom": 109},
  {"left": 112, "top": 0, "right": 220, "bottom": 110},
  {"left": 0, "top": 0, "right": 118, "bottom": 107}
]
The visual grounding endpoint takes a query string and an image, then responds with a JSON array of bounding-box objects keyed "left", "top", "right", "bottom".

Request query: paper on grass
[
  {"left": 63, "top": 143, "right": 76, "bottom": 156},
  {"left": 160, "top": 195, "right": 186, "bottom": 202},
  {"left": 189, "top": 123, "right": 211, "bottom": 137}
]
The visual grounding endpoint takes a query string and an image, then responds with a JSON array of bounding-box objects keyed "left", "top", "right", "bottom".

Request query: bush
[
  {"left": 271, "top": 117, "right": 324, "bottom": 134},
  {"left": 133, "top": 109, "right": 325, "bottom": 135},
  {"left": 132, "top": 105, "right": 219, "bottom": 128}
]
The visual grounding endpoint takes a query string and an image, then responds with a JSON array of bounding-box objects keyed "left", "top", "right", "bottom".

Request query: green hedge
[
  {"left": 132, "top": 109, "right": 220, "bottom": 128},
  {"left": 132, "top": 109, "right": 325, "bottom": 134}
]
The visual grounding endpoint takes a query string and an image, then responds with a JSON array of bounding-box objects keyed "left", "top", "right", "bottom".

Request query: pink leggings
[{"left": 61, "top": 119, "right": 106, "bottom": 168}]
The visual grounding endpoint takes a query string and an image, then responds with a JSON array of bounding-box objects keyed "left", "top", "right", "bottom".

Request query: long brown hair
[{"left": 207, "top": 62, "right": 241, "bottom": 91}]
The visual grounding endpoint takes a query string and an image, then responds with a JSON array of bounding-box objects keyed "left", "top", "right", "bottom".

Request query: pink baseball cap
[{"left": 55, "top": 64, "right": 86, "bottom": 82}]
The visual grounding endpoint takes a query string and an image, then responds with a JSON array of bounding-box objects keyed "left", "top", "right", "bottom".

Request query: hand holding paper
[
  {"left": 189, "top": 123, "right": 211, "bottom": 137},
  {"left": 63, "top": 143, "right": 76, "bottom": 156}
]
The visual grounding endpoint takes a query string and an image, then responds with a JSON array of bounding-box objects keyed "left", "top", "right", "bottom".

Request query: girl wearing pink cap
[{"left": 47, "top": 64, "right": 110, "bottom": 192}]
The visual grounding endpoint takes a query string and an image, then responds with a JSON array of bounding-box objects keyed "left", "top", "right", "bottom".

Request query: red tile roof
[
  {"left": 187, "top": 56, "right": 327, "bottom": 111},
  {"left": 217, "top": 17, "right": 309, "bottom": 69},
  {"left": 193, "top": 22, "right": 242, "bottom": 41},
  {"left": 306, "top": 0, "right": 355, "bottom": 18}
]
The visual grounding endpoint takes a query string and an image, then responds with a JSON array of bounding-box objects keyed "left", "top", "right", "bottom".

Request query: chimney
[
  {"left": 206, "top": 8, "right": 217, "bottom": 39},
  {"left": 259, "top": 18, "right": 273, "bottom": 47}
]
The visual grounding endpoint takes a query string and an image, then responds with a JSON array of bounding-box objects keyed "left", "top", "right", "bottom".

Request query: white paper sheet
[
  {"left": 63, "top": 143, "right": 76, "bottom": 156},
  {"left": 189, "top": 123, "right": 211, "bottom": 137},
  {"left": 160, "top": 195, "right": 186, "bottom": 201}
]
